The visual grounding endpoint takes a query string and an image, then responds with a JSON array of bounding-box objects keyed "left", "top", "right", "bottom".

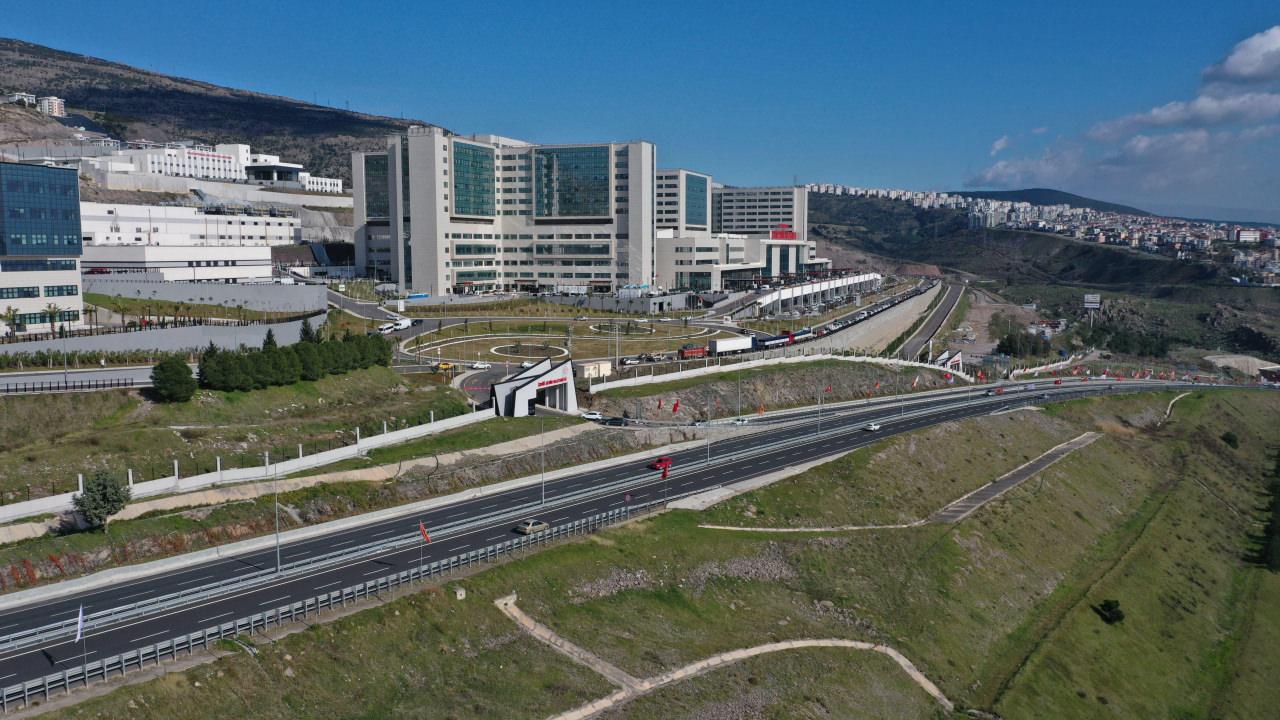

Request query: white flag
[{"left": 73, "top": 604, "right": 84, "bottom": 643}]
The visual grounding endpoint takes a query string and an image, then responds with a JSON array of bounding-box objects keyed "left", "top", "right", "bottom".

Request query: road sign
[{"left": 1083, "top": 294, "right": 1102, "bottom": 310}]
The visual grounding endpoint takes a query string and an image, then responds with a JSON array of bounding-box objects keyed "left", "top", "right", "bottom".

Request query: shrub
[
  {"left": 150, "top": 356, "right": 197, "bottom": 402},
  {"left": 73, "top": 471, "right": 131, "bottom": 529}
]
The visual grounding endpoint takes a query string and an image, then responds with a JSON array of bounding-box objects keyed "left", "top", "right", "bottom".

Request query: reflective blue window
[
  {"left": 685, "top": 174, "right": 708, "bottom": 227},
  {"left": 533, "top": 147, "right": 611, "bottom": 217},
  {"left": 452, "top": 142, "right": 495, "bottom": 217},
  {"left": 0, "top": 162, "right": 82, "bottom": 258}
]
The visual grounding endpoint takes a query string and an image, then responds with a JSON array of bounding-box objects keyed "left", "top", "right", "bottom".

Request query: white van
[{"left": 377, "top": 322, "right": 396, "bottom": 334}]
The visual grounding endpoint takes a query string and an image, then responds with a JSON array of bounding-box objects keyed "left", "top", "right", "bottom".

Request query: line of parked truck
[{"left": 675, "top": 280, "right": 940, "bottom": 360}]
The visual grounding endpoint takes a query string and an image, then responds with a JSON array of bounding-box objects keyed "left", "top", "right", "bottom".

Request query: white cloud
[
  {"left": 965, "top": 146, "right": 1082, "bottom": 188},
  {"left": 1031, "top": 126, "right": 1049, "bottom": 135},
  {"left": 1203, "top": 25, "right": 1280, "bottom": 84},
  {"left": 989, "top": 135, "right": 1010, "bottom": 156},
  {"left": 1088, "top": 92, "right": 1280, "bottom": 140}
]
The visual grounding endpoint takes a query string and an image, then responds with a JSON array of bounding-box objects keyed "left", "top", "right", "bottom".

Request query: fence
[
  {"left": 0, "top": 379, "right": 1195, "bottom": 710},
  {"left": 0, "top": 378, "right": 137, "bottom": 395},
  {"left": 0, "top": 505, "right": 637, "bottom": 713},
  {"left": 0, "top": 408, "right": 496, "bottom": 526}
]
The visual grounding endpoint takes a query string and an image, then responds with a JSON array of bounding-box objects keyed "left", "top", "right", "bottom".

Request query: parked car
[
  {"left": 575, "top": 315, "right": 589, "bottom": 321},
  {"left": 581, "top": 411, "right": 604, "bottom": 421},
  {"left": 658, "top": 317, "right": 673, "bottom": 322},
  {"left": 620, "top": 357, "right": 641, "bottom": 366},
  {"left": 411, "top": 318, "right": 425, "bottom": 327},
  {"left": 471, "top": 361, "right": 492, "bottom": 370},
  {"left": 864, "top": 423, "right": 881, "bottom": 432},
  {"left": 603, "top": 417, "right": 629, "bottom": 427},
  {"left": 732, "top": 417, "right": 749, "bottom": 426},
  {"left": 514, "top": 519, "right": 550, "bottom": 535},
  {"left": 1053, "top": 379, "right": 1063, "bottom": 385},
  {"left": 520, "top": 361, "right": 535, "bottom": 369},
  {"left": 648, "top": 456, "right": 673, "bottom": 470}
]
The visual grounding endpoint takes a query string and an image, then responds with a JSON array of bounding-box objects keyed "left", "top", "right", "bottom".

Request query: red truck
[{"left": 678, "top": 344, "right": 707, "bottom": 360}]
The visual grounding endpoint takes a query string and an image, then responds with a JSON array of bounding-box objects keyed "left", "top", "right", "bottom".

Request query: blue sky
[{"left": 7, "top": 1, "right": 1280, "bottom": 220}]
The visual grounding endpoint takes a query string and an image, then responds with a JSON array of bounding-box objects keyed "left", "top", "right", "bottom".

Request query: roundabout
[{"left": 489, "top": 343, "right": 571, "bottom": 360}]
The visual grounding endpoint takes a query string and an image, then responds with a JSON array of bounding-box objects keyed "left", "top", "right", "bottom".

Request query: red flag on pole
[
  {"left": 672, "top": 399, "right": 680, "bottom": 413},
  {"left": 657, "top": 399, "right": 663, "bottom": 409},
  {"left": 825, "top": 384, "right": 833, "bottom": 393},
  {"left": 911, "top": 376, "right": 919, "bottom": 389},
  {"left": 874, "top": 381, "right": 880, "bottom": 389},
  {"left": 418, "top": 521, "right": 431, "bottom": 543}
]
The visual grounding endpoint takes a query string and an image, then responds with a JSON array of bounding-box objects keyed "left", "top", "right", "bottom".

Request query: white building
[
  {"left": 712, "top": 185, "right": 809, "bottom": 244},
  {"left": 1236, "top": 228, "right": 1262, "bottom": 244},
  {"left": 36, "top": 96, "right": 66, "bottom": 117},
  {"left": 109, "top": 143, "right": 247, "bottom": 182},
  {"left": 298, "top": 172, "right": 343, "bottom": 193},
  {"left": 3, "top": 92, "right": 36, "bottom": 107},
  {"left": 80, "top": 244, "right": 272, "bottom": 282},
  {"left": 353, "top": 126, "right": 655, "bottom": 295},
  {"left": 79, "top": 202, "right": 302, "bottom": 247}
]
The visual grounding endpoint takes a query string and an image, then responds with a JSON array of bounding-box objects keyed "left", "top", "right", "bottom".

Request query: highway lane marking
[
  {"left": 176, "top": 575, "right": 214, "bottom": 586},
  {"left": 363, "top": 567, "right": 390, "bottom": 577},
  {"left": 128, "top": 630, "right": 169, "bottom": 644},
  {"left": 371, "top": 529, "right": 397, "bottom": 537},
  {"left": 0, "top": 673, "right": 14, "bottom": 681},
  {"left": 1, "top": 385, "right": 1152, "bottom": 665},
  {"left": 313, "top": 581, "right": 342, "bottom": 591},
  {"left": 259, "top": 596, "right": 291, "bottom": 607},
  {"left": 197, "top": 612, "right": 232, "bottom": 625}
]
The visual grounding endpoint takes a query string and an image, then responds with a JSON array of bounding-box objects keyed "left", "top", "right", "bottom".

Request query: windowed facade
[
  {"left": 685, "top": 174, "right": 708, "bottom": 227},
  {"left": 0, "top": 162, "right": 84, "bottom": 333},
  {"left": 452, "top": 142, "right": 496, "bottom": 217},
  {"left": 362, "top": 154, "right": 390, "bottom": 220},
  {"left": 534, "top": 146, "right": 611, "bottom": 218}
]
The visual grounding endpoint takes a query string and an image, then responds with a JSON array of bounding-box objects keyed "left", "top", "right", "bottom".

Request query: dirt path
[
  {"left": 699, "top": 431, "right": 1100, "bottom": 533},
  {"left": 494, "top": 595, "right": 954, "bottom": 719}
]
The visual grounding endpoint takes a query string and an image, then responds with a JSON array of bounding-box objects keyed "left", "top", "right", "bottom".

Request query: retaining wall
[
  {"left": 0, "top": 316, "right": 321, "bottom": 356},
  {"left": 83, "top": 276, "right": 329, "bottom": 313}
]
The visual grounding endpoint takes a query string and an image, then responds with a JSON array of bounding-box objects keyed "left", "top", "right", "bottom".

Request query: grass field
[
  {"left": 46, "top": 389, "right": 1280, "bottom": 719},
  {"left": 0, "top": 366, "right": 469, "bottom": 501},
  {"left": 404, "top": 318, "right": 724, "bottom": 362},
  {"left": 83, "top": 294, "right": 294, "bottom": 323}
]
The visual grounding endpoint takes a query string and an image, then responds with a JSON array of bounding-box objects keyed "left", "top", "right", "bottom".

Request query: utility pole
[
  {"left": 267, "top": 451, "right": 281, "bottom": 573},
  {"left": 539, "top": 413, "right": 546, "bottom": 505}
]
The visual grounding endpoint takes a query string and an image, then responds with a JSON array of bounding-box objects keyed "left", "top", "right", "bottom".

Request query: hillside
[
  {"left": 951, "top": 188, "right": 1152, "bottom": 216},
  {"left": 0, "top": 38, "right": 440, "bottom": 183}
]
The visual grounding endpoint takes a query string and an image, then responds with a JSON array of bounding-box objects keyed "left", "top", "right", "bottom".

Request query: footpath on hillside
[{"left": 494, "top": 594, "right": 954, "bottom": 720}]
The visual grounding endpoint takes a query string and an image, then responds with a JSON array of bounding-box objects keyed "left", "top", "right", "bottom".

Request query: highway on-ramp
[{"left": 0, "top": 378, "right": 1194, "bottom": 689}]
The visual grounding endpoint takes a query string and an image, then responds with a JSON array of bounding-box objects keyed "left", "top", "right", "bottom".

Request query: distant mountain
[
  {"left": 951, "top": 188, "right": 1152, "bottom": 216},
  {"left": 0, "top": 38, "right": 442, "bottom": 184}
]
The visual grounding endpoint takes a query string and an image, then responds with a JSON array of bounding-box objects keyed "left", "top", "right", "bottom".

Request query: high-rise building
[
  {"left": 712, "top": 185, "right": 808, "bottom": 244},
  {"left": 352, "top": 126, "right": 656, "bottom": 294},
  {"left": 0, "top": 161, "right": 83, "bottom": 333}
]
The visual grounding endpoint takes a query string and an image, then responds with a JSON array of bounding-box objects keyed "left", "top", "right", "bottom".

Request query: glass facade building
[
  {"left": 362, "top": 154, "right": 390, "bottom": 219},
  {"left": 0, "top": 162, "right": 82, "bottom": 259},
  {"left": 533, "top": 146, "right": 611, "bottom": 218},
  {"left": 452, "top": 142, "right": 496, "bottom": 217},
  {"left": 685, "top": 174, "right": 708, "bottom": 227}
]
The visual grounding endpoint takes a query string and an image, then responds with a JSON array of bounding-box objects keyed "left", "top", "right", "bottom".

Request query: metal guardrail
[
  {"left": 0, "top": 379, "right": 1181, "bottom": 657},
  {"left": 0, "top": 381, "right": 1213, "bottom": 709},
  {"left": 0, "top": 378, "right": 136, "bottom": 394},
  {"left": 0, "top": 505, "right": 651, "bottom": 713}
]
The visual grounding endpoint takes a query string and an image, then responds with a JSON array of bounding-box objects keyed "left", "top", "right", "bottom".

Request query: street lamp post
[
  {"left": 539, "top": 413, "right": 546, "bottom": 505},
  {"left": 266, "top": 451, "right": 281, "bottom": 573}
]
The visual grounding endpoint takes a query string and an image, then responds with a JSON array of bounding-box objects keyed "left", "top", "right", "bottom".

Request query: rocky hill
[{"left": 0, "top": 37, "right": 441, "bottom": 183}]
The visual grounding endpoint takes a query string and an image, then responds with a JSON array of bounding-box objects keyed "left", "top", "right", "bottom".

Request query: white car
[
  {"left": 864, "top": 423, "right": 881, "bottom": 432},
  {"left": 635, "top": 318, "right": 650, "bottom": 323},
  {"left": 581, "top": 411, "right": 604, "bottom": 421},
  {"left": 519, "top": 361, "right": 535, "bottom": 369},
  {"left": 732, "top": 417, "right": 749, "bottom": 426},
  {"left": 471, "top": 361, "right": 492, "bottom": 370},
  {"left": 658, "top": 317, "right": 673, "bottom": 322}
]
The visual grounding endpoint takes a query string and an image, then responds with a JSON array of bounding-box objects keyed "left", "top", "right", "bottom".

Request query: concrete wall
[
  {"left": 0, "top": 408, "right": 494, "bottom": 526},
  {"left": 83, "top": 276, "right": 328, "bottom": 313},
  {"left": 543, "top": 293, "right": 692, "bottom": 314},
  {"left": 0, "top": 316, "right": 320, "bottom": 356},
  {"left": 86, "top": 170, "right": 353, "bottom": 209},
  {"left": 589, "top": 352, "right": 973, "bottom": 394}
]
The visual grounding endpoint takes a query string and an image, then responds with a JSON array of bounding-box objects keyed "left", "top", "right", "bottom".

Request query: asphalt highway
[
  {"left": 901, "top": 283, "right": 963, "bottom": 361},
  {"left": 0, "top": 378, "right": 1192, "bottom": 687}
]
